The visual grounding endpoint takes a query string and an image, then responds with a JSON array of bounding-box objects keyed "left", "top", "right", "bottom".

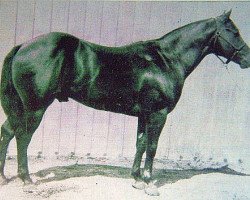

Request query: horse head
[{"left": 213, "top": 10, "right": 250, "bottom": 69}]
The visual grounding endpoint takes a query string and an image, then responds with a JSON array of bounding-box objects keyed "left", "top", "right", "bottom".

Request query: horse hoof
[
  {"left": 13, "top": 176, "right": 34, "bottom": 186},
  {"left": 23, "top": 178, "right": 34, "bottom": 185},
  {"left": 144, "top": 182, "right": 160, "bottom": 196},
  {"left": 23, "top": 183, "right": 37, "bottom": 193},
  {"left": 132, "top": 180, "right": 146, "bottom": 190}
]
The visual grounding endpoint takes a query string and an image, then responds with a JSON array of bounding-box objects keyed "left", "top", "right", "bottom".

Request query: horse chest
[{"left": 136, "top": 69, "right": 184, "bottom": 113}]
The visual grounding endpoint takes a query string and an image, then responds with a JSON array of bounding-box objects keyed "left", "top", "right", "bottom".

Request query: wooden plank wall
[{"left": 0, "top": 1, "right": 249, "bottom": 170}]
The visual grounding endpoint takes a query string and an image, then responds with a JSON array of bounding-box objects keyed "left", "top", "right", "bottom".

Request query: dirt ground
[{"left": 0, "top": 157, "right": 250, "bottom": 200}]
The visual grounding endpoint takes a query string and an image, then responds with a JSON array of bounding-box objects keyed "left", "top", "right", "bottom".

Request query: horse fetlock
[
  {"left": 131, "top": 170, "right": 141, "bottom": 180},
  {"left": 17, "top": 171, "right": 32, "bottom": 184}
]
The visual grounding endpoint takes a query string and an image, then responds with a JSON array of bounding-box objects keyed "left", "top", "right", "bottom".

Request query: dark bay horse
[{"left": 0, "top": 11, "right": 249, "bottom": 195}]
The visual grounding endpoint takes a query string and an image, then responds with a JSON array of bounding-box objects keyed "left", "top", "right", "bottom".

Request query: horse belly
[{"left": 71, "top": 84, "right": 139, "bottom": 116}]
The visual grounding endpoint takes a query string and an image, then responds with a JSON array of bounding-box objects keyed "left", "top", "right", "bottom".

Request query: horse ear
[
  {"left": 218, "top": 9, "right": 232, "bottom": 22},
  {"left": 224, "top": 9, "right": 232, "bottom": 19}
]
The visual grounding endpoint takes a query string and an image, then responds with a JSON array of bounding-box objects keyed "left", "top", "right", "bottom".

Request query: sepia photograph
[{"left": 0, "top": 1, "right": 249, "bottom": 199}]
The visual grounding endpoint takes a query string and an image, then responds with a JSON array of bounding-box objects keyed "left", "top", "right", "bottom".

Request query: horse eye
[
  {"left": 225, "top": 28, "right": 232, "bottom": 32},
  {"left": 225, "top": 28, "right": 239, "bottom": 37},
  {"left": 232, "top": 31, "right": 240, "bottom": 37}
]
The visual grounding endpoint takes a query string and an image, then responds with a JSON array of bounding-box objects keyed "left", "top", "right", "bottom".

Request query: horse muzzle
[{"left": 238, "top": 46, "right": 250, "bottom": 69}]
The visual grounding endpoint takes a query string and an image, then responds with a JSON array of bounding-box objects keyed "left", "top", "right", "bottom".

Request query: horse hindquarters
[{"left": 0, "top": 46, "right": 47, "bottom": 182}]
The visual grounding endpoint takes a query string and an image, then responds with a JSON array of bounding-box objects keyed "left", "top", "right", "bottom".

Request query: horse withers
[{"left": 0, "top": 10, "right": 249, "bottom": 196}]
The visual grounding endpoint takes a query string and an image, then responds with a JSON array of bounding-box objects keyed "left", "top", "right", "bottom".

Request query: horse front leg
[
  {"left": 131, "top": 115, "right": 148, "bottom": 189},
  {"left": 143, "top": 108, "right": 167, "bottom": 196}
]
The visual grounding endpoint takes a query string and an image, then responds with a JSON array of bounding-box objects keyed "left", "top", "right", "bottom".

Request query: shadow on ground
[{"left": 33, "top": 164, "right": 249, "bottom": 187}]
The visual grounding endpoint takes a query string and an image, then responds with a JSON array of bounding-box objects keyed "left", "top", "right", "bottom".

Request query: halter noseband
[{"left": 212, "top": 18, "right": 246, "bottom": 65}]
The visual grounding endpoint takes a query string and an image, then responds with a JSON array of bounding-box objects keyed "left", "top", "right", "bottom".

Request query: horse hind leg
[
  {"left": 0, "top": 103, "right": 47, "bottom": 183},
  {"left": 13, "top": 108, "right": 46, "bottom": 184},
  {"left": 0, "top": 120, "right": 15, "bottom": 185}
]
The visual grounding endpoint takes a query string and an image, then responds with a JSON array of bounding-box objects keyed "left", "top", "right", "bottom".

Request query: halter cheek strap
[
  {"left": 215, "top": 33, "right": 246, "bottom": 64},
  {"left": 212, "top": 19, "right": 246, "bottom": 65}
]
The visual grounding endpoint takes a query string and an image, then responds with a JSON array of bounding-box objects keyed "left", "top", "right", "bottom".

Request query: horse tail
[{"left": 0, "top": 45, "right": 22, "bottom": 114}]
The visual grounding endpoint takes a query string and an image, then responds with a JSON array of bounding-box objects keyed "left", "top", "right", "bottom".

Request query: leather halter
[{"left": 212, "top": 18, "right": 246, "bottom": 65}]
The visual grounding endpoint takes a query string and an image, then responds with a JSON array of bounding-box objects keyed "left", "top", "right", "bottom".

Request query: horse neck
[{"left": 157, "top": 18, "right": 217, "bottom": 79}]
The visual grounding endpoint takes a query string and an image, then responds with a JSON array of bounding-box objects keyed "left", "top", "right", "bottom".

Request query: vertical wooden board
[
  {"left": 148, "top": 2, "right": 168, "bottom": 39},
  {"left": 192, "top": 2, "right": 224, "bottom": 159},
  {"left": 187, "top": 3, "right": 217, "bottom": 147},
  {"left": 191, "top": 3, "right": 227, "bottom": 160},
  {"left": 90, "top": 2, "right": 120, "bottom": 157},
  {"left": 177, "top": 2, "right": 204, "bottom": 153},
  {"left": 98, "top": 2, "right": 123, "bottom": 157},
  {"left": 74, "top": 2, "right": 104, "bottom": 157},
  {"left": 40, "top": 1, "right": 70, "bottom": 157},
  {"left": 13, "top": 0, "right": 39, "bottom": 156},
  {"left": 50, "top": 0, "right": 70, "bottom": 32},
  {"left": 42, "top": 104, "right": 61, "bottom": 157},
  {"left": 132, "top": 2, "right": 152, "bottom": 42},
  {"left": 33, "top": 1, "right": 56, "bottom": 158},
  {"left": 122, "top": 115, "right": 138, "bottom": 158},
  {"left": 83, "top": 2, "right": 103, "bottom": 43},
  {"left": 0, "top": 1, "right": 18, "bottom": 156},
  {"left": 159, "top": 2, "right": 208, "bottom": 160},
  {"left": 213, "top": 3, "right": 250, "bottom": 164},
  {"left": 74, "top": 105, "right": 95, "bottom": 157},
  {"left": 58, "top": 100, "right": 78, "bottom": 156},
  {"left": 0, "top": 1, "right": 17, "bottom": 61},
  {"left": 67, "top": 1, "right": 86, "bottom": 38},
  {"left": 209, "top": 2, "right": 250, "bottom": 160},
  {"left": 30, "top": 0, "right": 53, "bottom": 157},
  {"left": 120, "top": 2, "right": 154, "bottom": 158},
  {"left": 159, "top": 2, "right": 250, "bottom": 165},
  {"left": 102, "top": 2, "right": 123, "bottom": 158},
  {"left": 121, "top": 2, "right": 154, "bottom": 158},
  {"left": 66, "top": 1, "right": 87, "bottom": 157},
  {"left": 56, "top": 1, "right": 88, "bottom": 157},
  {"left": 50, "top": 1, "right": 75, "bottom": 156},
  {"left": 165, "top": 2, "right": 183, "bottom": 32},
  {"left": 33, "top": 1, "right": 58, "bottom": 158},
  {"left": 99, "top": 2, "right": 120, "bottom": 46},
  {"left": 189, "top": 3, "right": 221, "bottom": 160},
  {"left": 111, "top": 2, "right": 137, "bottom": 157},
  {"left": 32, "top": 0, "right": 53, "bottom": 37},
  {"left": 116, "top": 2, "right": 136, "bottom": 46},
  {"left": 158, "top": 2, "right": 178, "bottom": 159},
  {"left": 15, "top": 0, "right": 35, "bottom": 44},
  {"left": 148, "top": 2, "right": 173, "bottom": 158}
]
